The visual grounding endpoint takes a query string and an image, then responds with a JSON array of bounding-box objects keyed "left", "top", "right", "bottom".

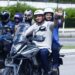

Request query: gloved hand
[
  {"left": 1, "top": 33, "right": 13, "bottom": 43},
  {"left": 3, "top": 33, "right": 13, "bottom": 40},
  {"left": 0, "top": 35, "right": 3, "bottom": 41}
]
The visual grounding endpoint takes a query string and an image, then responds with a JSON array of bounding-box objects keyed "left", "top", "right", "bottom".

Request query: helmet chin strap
[
  {"left": 45, "top": 16, "right": 54, "bottom": 22},
  {"left": 2, "top": 19, "right": 9, "bottom": 23},
  {"left": 25, "top": 18, "right": 32, "bottom": 24},
  {"left": 36, "top": 19, "right": 45, "bottom": 25}
]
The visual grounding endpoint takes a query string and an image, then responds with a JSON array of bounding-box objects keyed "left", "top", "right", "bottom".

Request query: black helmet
[{"left": 0, "top": 11, "right": 10, "bottom": 21}]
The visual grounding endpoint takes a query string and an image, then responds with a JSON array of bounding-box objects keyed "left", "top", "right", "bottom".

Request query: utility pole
[
  {"left": 17, "top": 0, "right": 19, "bottom": 3},
  {"left": 8, "top": 0, "right": 10, "bottom": 6},
  {"left": 62, "top": 11, "right": 66, "bottom": 34},
  {"left": 17, "top": 0, "right": 19, "bottom": 8},
  {"left": 56, "top": 0, "right": 58, "bottom": 9}
]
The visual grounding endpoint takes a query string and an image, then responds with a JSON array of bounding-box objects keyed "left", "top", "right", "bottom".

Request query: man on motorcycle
[
  {"left": 23, "top": 10, "right": 34, "bottom": 42},
  {"left": 44, "top": 8, "right": 63, "bottom": 71},
  {"left": 24, "top": 9, "right": 58, "bottom": 75},
  {"left": 24, "top": 10, "right": 33, "bottom": 25},
  {"left": 14, "top": 13, "right": 23, "bottom": 31},
  {"left": 0, "top": 10, "right": 15, "bottom": 59}
]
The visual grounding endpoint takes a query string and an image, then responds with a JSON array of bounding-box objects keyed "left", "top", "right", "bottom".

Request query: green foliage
[
  {"left": 0, "top": 3, "right": 37, "bottom": 20},
  {"left": 49, "top": 0, "right": 75, "bottom": 3},
  {"left": 64, "top": 8, "right": 75, "bottom": 28},
  {"left": 65, "top": 18, "right": 75, "bottom": 28},
  {"left": 65, "top": 8, "right": 75, "bottom": 18}
]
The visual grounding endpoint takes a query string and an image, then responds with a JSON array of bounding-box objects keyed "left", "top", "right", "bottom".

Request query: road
[
  {"left": 60, "top": 55, "right": 75, "bottom": 75},
  {"left": 59, "top": 38, "right": 75, "bottom": 46}
]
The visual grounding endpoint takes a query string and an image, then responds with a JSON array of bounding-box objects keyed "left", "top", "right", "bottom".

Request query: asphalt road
[
  {"left": 59, "top": 38, "right": 75, "bottom": 46},
  {"left": 60, "top": 55, "right": 75, "bottom": 75}
]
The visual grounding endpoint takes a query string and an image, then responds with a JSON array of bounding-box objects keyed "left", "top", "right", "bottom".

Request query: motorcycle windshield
[
  {"left": 13, "top": 23, "right": 30, "bottom": 45},
  {"left": 11, "top": 23, "right": 30, "bottom": 53}
]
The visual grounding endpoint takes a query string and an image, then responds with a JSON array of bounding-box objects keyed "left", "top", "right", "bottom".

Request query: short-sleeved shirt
[{"left": 25, "top": 21, "right": 54, "bottom": 49}]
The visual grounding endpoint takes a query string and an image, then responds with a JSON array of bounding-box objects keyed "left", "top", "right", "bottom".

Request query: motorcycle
[
  {"left": 2, "top": 23, "right": 63, "bottom": 75},
  {"left": 2, "top": 23, "right": 40, "bottom": 75},
  {"left": 0, "top": 26, "right": 13, "bottom": 69}
]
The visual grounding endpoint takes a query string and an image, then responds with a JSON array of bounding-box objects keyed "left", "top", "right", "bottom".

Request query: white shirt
[{"left": 25, "top": 21, "right": 54, "bottom": 49}]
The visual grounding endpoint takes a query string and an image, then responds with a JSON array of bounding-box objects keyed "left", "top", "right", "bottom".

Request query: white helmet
[
  {"left": 34, "top": 10, "right": 44, "bottom": 16},
  {"left": 24, "top": 10, "right": 33, "bottom": 16},
  {"left": 44, "top": 8, "right": 54, "bottom": 14}
]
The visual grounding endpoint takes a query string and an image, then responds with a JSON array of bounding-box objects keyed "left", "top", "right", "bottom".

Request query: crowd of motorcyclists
[{"left": 0, "top": 8, "right": 64, "bottom": 75}]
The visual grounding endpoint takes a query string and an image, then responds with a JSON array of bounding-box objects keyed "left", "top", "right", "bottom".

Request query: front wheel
[
  {"left": 19, "top": 60, "right": 33, "bottom": 75},
  {"left": 2, "top": 67, "right": 14, "bottom": 75},
  {"left": 51, "top": 67, "right": 59, "bottom": 75}
]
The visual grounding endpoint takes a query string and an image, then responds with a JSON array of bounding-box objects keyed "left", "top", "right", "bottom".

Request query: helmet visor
[{"left": 1, "top": 14, "right": 9, "bottom": 21}]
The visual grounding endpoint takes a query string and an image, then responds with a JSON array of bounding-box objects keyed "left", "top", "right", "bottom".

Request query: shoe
[
  {"left": 44, "top": 71, "right": 51, "bottom": 75},
  {"left": 52, "top": 64, "right": 58, "bottom": 72},
  {"left": 60, "top": 44, "right": 63, "bottom": 49},
  {"left": 58, "top": 44, "right": 63, "bottom": 51},
  {"left": 44, "top": 72, "right": 50, "bottom": 75}
]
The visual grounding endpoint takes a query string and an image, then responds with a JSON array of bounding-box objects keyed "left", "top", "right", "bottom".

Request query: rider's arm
[
  {"left": 54, "top": 11, "right": 64, "bottom": 28},
  {"left": 48, "top": 12, "right": 63, "bottom": 30},
  {"left": 24, "top": 25, "right": 36, "bottom": 37},
  {"left": 48, "top": 21, "right": 55, "bottom": 31}
]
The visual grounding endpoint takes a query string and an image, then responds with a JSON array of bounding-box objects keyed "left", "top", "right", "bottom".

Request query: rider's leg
[
  {"left": 53, "top": 38, "right": 62, "bottom": 51},
  {"left": 52, "top": 48, "right": 59, "bottom": 66},
  {"left": 38, "top": 48, "right": 49, "bottom": 74},
  {"left": 51, "top": 38, "right": 62, "bottom": 63},
  {"left": 51, "top": 42, "right": 60, "bottom": 71}
]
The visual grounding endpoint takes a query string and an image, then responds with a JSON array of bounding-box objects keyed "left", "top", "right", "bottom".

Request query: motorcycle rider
[
  {"left": 44, "top": 8, "right": 63, "bottom": 70},
  {"left": 14, "top": 13, "right": 23, "bottom": 31},
  {"left": 0, "top": 10, "right": 15, "bottom": 59},
  {"left": 24, "top": 9, "right": 58, "bottom": 75},
  {"left": 23, "top": 10, "right": 34, "bottom": 42},
  {"left": 23, "top": 10, "right": 33, "bottom": 25}
]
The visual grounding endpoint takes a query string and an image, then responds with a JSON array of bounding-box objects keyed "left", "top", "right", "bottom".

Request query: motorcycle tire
[
  {"left": 51, "top": 67, "right": 59, "bottom": 75},
  {"left": 19, "top": 60, "right": 33, "bottom": 75},
  {"left": 33, "top": 67, "right": 42, "bottom": 75},
  {"left": 2, "top": 67, "right": 14, "bottom": 75}
]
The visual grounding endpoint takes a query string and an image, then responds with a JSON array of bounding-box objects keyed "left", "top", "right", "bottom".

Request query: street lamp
[
  {"left": 56, "top": 0, "right": 58, "bottom": 9},
  {"left": 8, "top": 0, "right": 9, "bottom": 6},
  {"left": 17, "top": 0, "right": 19, "bottom": 3},
  {"left": 16, "top": 0, "right": 20, "bottom": 8}
]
